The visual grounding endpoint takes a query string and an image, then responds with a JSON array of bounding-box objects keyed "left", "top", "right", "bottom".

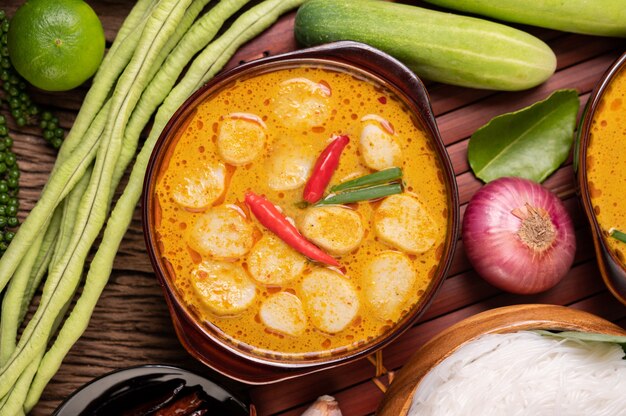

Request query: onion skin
[{"left": 463, "top": 177, "right": 576, "bottom": 294}]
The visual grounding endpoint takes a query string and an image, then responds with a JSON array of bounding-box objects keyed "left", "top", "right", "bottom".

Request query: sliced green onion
[
  {"left": 317, "top": 183, "right": 402, "bottom": 206},
  {"left": 610, "top": 228, "right": 626, "bottom": 243},
  {"left": 330, "top": 167, "right": 402, "bottom": 192}
]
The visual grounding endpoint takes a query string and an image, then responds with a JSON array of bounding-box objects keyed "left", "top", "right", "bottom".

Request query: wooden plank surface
[{"left": 0, "top": 1, "right": 624, "bottom": 415}]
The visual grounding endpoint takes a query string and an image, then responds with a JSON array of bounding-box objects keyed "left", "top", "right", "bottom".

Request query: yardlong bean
[
  {"left": 20, "top": 210, "right": 60, "bottom": 323},
  {"left": 0, "top": 101, "right": 109, "bottom": 293},
  {"left": 0, "top": 206, "right": 60, "bottom": 367},
  {"left": 166, "top": 0, "right": 305, "bottom": 110},
  {"left": 0, "top": 0, "right": 192, "bottom": 399},
  {"left": 56, "top": 0, "right": 158, "bottom": 164},
  {"left": 0, "top": 209, "right": 63, "bottom": 362},
  {"left": 24, "top": 0, "right": 305, "bottom": 408},
  {"left": 44, "top": 1, "right": 210, "bottom": 289},
  {"left": 0, "top": 351, "right": 43, "bottom": 416},
  {"left": 0, "top": 232, "right": 45, "bottom": 366},
  {"left": 111, "top": 0, "right": 224, "bottom": 192},
  {"left": 0, "top": 0, "right": 174, "bottom": 410},
  {"left": 49, "top": 171, "right": 92, "bottom": 271},
  {"left": 0, "top": 0, "right": 158, "bottom": 295},
  {"left": 115, "top": 0, "right": 251, "bottom": 188}
]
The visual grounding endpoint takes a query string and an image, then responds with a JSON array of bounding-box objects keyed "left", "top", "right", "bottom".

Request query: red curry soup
[
  {"left": 587, "top": 65, "right": 626, "bottom": 268},
  {"left": 153, "top": 62, "right": 449, "bottom": 359}
]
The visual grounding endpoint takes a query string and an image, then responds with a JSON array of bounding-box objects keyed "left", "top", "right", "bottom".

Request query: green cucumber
[
  {"left": 422, "top": 0, "right": 626, "bottom": 38},
  {"left": 294, "top": 0, "right": 556, "bottom": 91}
]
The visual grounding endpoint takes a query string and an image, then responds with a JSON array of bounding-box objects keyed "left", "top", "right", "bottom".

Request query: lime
[{"left": 7, "top": 0, "right": 105, "bottom": 91}]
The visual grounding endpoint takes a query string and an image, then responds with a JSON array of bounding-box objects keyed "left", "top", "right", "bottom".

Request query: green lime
[{"left": 7, "top": 0, "right": 105, "bottom": 91}]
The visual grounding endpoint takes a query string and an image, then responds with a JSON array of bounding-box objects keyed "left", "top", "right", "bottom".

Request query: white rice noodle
[{"left": 409, "top": 331, "right": 626, "bottom": 416}]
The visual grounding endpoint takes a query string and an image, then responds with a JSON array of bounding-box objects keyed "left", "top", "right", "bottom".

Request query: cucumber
[
  {"left": 422, "top": 0, "right": 626, "bottom": 37},
  {"left": 294, "top": 0, "right": 556, "bottom": 91}
]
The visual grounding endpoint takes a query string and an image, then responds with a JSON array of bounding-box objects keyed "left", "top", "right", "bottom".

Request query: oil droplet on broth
[{"left": 611, "top": 98, "right": 622, "bottom": 111}]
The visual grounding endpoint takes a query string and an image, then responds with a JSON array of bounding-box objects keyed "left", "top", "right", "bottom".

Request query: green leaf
[
  {"left": 535, "top": 330, "right": 626, "bottom": 355},
  {"left": 468, "top": 89, "right": 580, "bottom": 183}
]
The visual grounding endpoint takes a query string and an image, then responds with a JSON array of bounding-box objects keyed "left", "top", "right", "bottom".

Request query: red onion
[{"left": 463, "top": 177, "right": 576, "bottom": 294}]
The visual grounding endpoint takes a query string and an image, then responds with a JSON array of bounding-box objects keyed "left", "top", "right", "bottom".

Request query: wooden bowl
[
  {"left": 377, "top": 304, "right": 626, "bottom": 415},
  {"left": 576, "top": 51, "right": 626, "bottom": 306},
  {"left": 142, "top": 41, "right": 460, "bottom": 384}
]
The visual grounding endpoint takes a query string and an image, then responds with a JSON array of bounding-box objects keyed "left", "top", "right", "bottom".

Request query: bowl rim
[
  {"left": 52, "top": 364, "right": 250, "bottom": 415},
  {"left": 575, "top": 50, "right": 626, "bottom": 306},
  {"left": 377, "top": 304, "right": 626, "bottom": 415},
  {"left": 141, "top": 41, "right": 460, "bottom": 374}
]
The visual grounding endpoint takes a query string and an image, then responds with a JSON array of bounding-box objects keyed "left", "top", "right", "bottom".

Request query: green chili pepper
[
  {"left": 330, "top": 167, "right": 402, "bottom": 192},
  {"left": 610, "top": 228, "right": 626, "bottom": 244},
  {"left": 317, "top": 182, "right": 403, "bottom": 206}
]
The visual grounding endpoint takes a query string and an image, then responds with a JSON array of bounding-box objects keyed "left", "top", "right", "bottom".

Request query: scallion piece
[
  {"left": 610, "top": 228, "right": 626, "bottom": 244},
  {"left": 330, "top": 167, "right": 402, "bottom": 192},
  {"left": 317, "top": 183, "right": 402, "bottom": 206}
]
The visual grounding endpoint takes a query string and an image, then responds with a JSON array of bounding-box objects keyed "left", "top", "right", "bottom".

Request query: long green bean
[
  {"left": 0, "top": 233, "right": 45, "bottom": 367},
  {"left": 0, "top": 0, "right": 158, "bottom": 296},
  {"left": 111, "top": 0, "right": 225, "bottom": 191},
  {"left": 0, "top": 298, "right": 72, "bottom": 415},
  {"left": 0, "top": 0, "right": 187, "bottom": 295},
  {"left": 19, "top": 211, "right": 60, "bottom": 324},
  {"left": 1, "top": 0, "right": 162, "bottom": 349},
  {"left": 14, "top": 0, "right": 184, "bottom": 358},
  {"left": 0, "top": 0, "right": 192, "bottom": 398},
  {"left": 49, "top": 171, "right": 92, "bottom": 270},
  {"left": 167, "top": 0, "right": 305, "bottom": 107},
  {"left": 114, "top": 0, "right": 251, "bottom": 188},
  {"left": 38, "top": 2, "right": 203, "bottom": 370},
  {"left": 111, "top": 0, "right": 157, "bottom": 47},
  {"left": 141, "top": 0, "right": 213, "bottom": 87},
  {"left": 0, "top": 2, "right": 159, "bottom": 317},
  {"left": 24, "top": 0, "right": 304, "bottom": 408},
  {"left": 0, "top": 210, "right": 63, "bottom": 365},
  {"left": 0, "top": 100, "right": 109, "bottom": 293},
  {"left": 55, "top": 0, "right": 157, "bottom": 164},
  {"left": 0, "top": 351, "right": 43, "bottom": 416},
  {"left": 0, "top": 206, "right": 59, "bottom": 367},
  {"left": 0, "top": 1, "right": 159, "bottom": 308},
  {"left": 0, "top": 2, "right": 159, "bottom": 354}
]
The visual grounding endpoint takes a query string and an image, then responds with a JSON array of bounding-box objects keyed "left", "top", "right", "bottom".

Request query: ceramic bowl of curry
[
  {"left": 576, "top": 50, "right": 626, "bottom": 306},
  {"left": 142, "top": 41, "right": 459, "bottom": 383}
]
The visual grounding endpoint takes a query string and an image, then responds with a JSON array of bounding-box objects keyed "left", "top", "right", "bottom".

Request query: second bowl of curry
[
  {"left": 143, "top": 41, "right": 459, "bottom": 382},
  {"left": 577, "top": 51, "right": 626, "bottom": 306}
]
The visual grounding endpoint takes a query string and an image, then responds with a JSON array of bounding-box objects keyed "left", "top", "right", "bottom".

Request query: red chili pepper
[
  {"left": 245, "top": 191, "right": 340, "bottom": 268},
  {"left": 303, "top": 135, "right": 350, "bottom": 204}
]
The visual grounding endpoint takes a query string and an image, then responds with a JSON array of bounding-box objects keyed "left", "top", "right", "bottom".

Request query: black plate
[{"left": 53, "top": 365, "right": 250, "bottom": 415}]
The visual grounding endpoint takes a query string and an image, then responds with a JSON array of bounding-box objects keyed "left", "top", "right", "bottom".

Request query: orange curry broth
[
  {"left": 154, "top": 64, "right": 448, "bottom": 357},
  {"left": 587, "top": 66, "right": 626, "bottom": 267}
]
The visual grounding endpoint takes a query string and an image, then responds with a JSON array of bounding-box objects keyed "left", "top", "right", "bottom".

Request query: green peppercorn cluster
[
  {"left": 0, "top": 8, "right": 67, "bottom": 257},
  {"left": 1, "top": 9, "right": 64, "bottom": 149},
  {"left": 0, "top": 114, "right": 19, "bottom": 254}
]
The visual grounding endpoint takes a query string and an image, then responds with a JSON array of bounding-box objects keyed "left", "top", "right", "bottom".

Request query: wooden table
[{"left": 2, "top": 1, "right": 625, "bottom": 415}]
